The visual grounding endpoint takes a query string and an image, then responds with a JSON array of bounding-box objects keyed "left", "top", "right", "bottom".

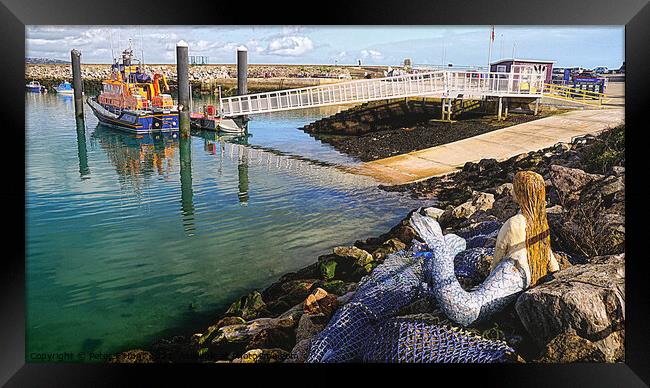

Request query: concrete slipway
[{"left": 353, "top": 108, "right": 625, "bottom": 185}]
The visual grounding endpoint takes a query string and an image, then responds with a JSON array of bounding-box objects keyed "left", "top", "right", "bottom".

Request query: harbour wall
[{"left": 25, "top": 63, "right": 391, "bottom": 95}]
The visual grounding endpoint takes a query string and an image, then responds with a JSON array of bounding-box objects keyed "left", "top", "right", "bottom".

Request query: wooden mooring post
[
  {"left": 237, "top": 45, "right": 249, "bottom": 128},
  {"left": 176, "top": 40, "right": 191, "bottom": 138},
  {"left": 498, "top": 97, "right": 503, "bottom": 120},
  {"left": 71, "top": 49, "right": 84, "bottom": 119}
]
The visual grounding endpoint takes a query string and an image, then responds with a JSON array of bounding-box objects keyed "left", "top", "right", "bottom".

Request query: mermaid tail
[
  {"left": 409, "top": 212, "right": 527, "bottom": 327},
  {"left": 307, "top": 211, "right": 524, "bottom": 362}
]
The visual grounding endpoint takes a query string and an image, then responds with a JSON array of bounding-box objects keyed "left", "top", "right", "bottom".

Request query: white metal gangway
[{"left": 219, "top": 69, "right": 545, "bottom": 118}]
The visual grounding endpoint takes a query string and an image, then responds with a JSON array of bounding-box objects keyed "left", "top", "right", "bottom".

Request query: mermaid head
[{"left": 512, "top": 171, "right": 552, "bottom": 286}]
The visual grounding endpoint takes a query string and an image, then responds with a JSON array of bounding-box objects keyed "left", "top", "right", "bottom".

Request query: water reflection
[
  {"left": 238, "top": 150, "right": 249, "bottom": 206},
  {"left": 75, "top": 118, "right": 90, "bottom": 178},
  {"left": 179, "top": 136, "right": 195, "bottom": 235},
  {"left": 193, "top": 129, "right": 252, "bottom": 206},
  {"left": 90, "top": 126, "right": 179, "bottom": 198}
]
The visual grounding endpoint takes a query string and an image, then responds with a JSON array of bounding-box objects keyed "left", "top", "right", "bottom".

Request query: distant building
[
  {"left": 490, "top": 58, "right": 555, "bottom": 84},
  {"left": 403, "top": 58, "right": 412, "bottom": 69},
  {"left": 189, "top": 55, "right": 209, "bottom": 65}
]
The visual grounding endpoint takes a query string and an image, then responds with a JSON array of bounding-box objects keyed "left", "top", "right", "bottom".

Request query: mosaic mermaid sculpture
[
  {"left": 307, "top": 171, "right": 559, "bottom": 362},
  {"left": 422, "top": 171, "right": 560, "bottom": 326}
]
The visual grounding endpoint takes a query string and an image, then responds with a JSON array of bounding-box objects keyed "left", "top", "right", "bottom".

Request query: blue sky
[{"left": 26, "top": 26, "right": 624, "bottom": 68}]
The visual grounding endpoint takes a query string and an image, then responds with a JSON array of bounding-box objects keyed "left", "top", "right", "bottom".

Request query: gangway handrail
[
  {"left": 218, "top": 69, "right": 546, "bottom": 118},
  {"left": 542, "top": 82, "right": 607, "bottom": 105}
]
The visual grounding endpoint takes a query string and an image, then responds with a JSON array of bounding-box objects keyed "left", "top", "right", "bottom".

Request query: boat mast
[
  {"left": 109, "top": 29, "right": 115, "bottom": 61},
  {"left": 139, "top": 26, "right": 145, "bottom": 69}
]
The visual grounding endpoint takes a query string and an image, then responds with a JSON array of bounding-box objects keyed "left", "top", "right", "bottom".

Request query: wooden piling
[
  {"left": 71, "top": 49, "right": 84, "bottom": 119},
  {"left": 176, "top": 41, "right": 190, "bottom": 137},
  {"left": 498, "top": 97, "right": 503, "bottom": 120},
  {"left": 237, "top": 46, "right": 248, "bottom": 126},
  {"left": 237, "top": 46, "right": 248, "bottom": 96}
]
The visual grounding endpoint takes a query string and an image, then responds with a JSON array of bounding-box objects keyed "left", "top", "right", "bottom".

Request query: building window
[{"left": 497, "top": 65, "right": 507, "bottom": 72}]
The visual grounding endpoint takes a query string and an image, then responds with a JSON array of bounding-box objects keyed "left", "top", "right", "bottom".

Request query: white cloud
[
  {"left": 266, "top": 36, "right": 314, "bottom": 57},
  {"left": 360, "top": 49, "right": 383, "bottom": 60}
]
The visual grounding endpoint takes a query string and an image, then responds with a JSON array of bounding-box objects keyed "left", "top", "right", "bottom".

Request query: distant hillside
[{"left": 26, "top": 57, "right": 70, "bottom": 64}]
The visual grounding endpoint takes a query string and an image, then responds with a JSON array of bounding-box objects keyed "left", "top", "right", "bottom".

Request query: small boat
[
  {"left": 26, "top": 80, "right": 46, "bottom": 93},
  {"left": 87, "top": 43, "right": 179, "bottom": 134},
  {"left": 190, "top": 105, "right": 245, "bottom": 134},
  {"left": 54, "top": 80, "right": 80, "bottom": 95}
]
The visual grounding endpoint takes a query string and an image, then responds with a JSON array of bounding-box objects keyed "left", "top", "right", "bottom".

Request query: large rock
[
  {"left": 303, "top": 288, "right": 338, "bottom": 317},
  {"left": 515, "top": 254, "right": 625, "bottom": 362},
  {"left": 536, "top": 333, "right": 608, "bottom": 362},
  {"left": 370, "top": 238, "right": 407, "bottom": 261},
  {"left": 487, "top": 196, "right": 519, "bottom": 222},
  {"left": 197, "top": 316, "right": 247, "bottom": 346},
  {"left": 317, "top": 246, "right": 375, "bottom": 282},
  {"left": 261, "top": 279, "right": 319, "bottom": 314},
  {"left": 549, "top": 170, "right": 625, "bottom": 257},
  {"left": 439, "top": 191, "right": 495, "bottom": 229},
  {"left": 549, "top": 165, "right": 604, "bottom": 206},
  {"left": 295, "top": 313, "right": 328, "bottom": 343},
  {"left": 225, "top": 291, "right": 269, "bottom": 320},
  {"left": 285, "top": 339, "right": 312, "bottom": 363},
  {"left": 209, "top": 316, "right": 295, "bottom": 358},
  {"left": 245, "top": 325, "right": 295, "bottom": 352},
  {"left": 422, "top": 206, "right": 445, "bottom": 221}
]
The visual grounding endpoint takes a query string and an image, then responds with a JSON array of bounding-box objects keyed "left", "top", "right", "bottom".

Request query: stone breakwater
[
  {"left": 109, "top": 125, "right": 625, "bottom": 364},
  {"left": 25, "top": 64, "right": 387, "bottom": 94}
]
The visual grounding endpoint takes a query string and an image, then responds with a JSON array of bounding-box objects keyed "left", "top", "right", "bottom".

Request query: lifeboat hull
[{"left": 87, "top": 97, "right": 179, "bottom": 134}]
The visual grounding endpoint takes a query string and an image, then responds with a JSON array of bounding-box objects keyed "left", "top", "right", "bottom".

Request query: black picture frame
[{"left": 2, "top": 0, "right": 649, "bottom": 385}]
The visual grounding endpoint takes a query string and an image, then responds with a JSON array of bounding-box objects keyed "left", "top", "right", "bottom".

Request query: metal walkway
[
  {"left": 219, "top": 70, "right": 546, "bottom": 118},
  {"left": 542, "top": 83, "right": 610, "bottom": 107}
]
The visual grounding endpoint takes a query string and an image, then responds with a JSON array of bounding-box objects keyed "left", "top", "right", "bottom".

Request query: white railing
[{"left": 219, "top": 70, "right": 545, "bottom": 117}]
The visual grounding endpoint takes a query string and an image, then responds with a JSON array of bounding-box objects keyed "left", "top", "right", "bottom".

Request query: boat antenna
[
  {"left": 140, "top": 26, "right": 145, "bottom": 67},
  {"left": 109, "top": 29, "right": 114, "bottom": 61}
]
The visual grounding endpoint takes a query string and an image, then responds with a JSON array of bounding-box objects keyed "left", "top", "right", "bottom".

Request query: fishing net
[
  {"left": 454, "top": 247, "right": 495, "bottom": 284},
  {"left": 306, "top": 244, "right": 428, "bottom": 363},
  {"left": 456, "top": 221, "right": 502, "bottom": 249},
  {"left": 362, "top": 317, "right": 514, "bottom": 363}
]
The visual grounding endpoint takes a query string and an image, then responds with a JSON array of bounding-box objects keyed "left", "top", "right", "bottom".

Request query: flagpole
[{"left": 487, "top": 25, "right": 494, "bottom": 72}]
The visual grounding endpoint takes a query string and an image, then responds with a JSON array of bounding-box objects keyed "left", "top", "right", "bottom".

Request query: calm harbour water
[{"left": 26, "top": 93, "right": 428, "bottom": 360}]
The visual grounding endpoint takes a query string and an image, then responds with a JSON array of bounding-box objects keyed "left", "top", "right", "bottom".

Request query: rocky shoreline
[{"left": 110, "top": 124, "right": 625, "bottom": 364}]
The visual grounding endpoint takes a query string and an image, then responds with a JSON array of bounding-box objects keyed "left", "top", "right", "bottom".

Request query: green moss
[
  {"left": 225, "top": 291, "right": 267, "bottom": 320},
  {"left": 225, "top": 299, "right": 242, "bottom": 316},
  {"left": 321, "top": 280, "right": 345, "bottom": 295},
  {"left": 319, "top": 260, "right": 337, "bottom": 280}
]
